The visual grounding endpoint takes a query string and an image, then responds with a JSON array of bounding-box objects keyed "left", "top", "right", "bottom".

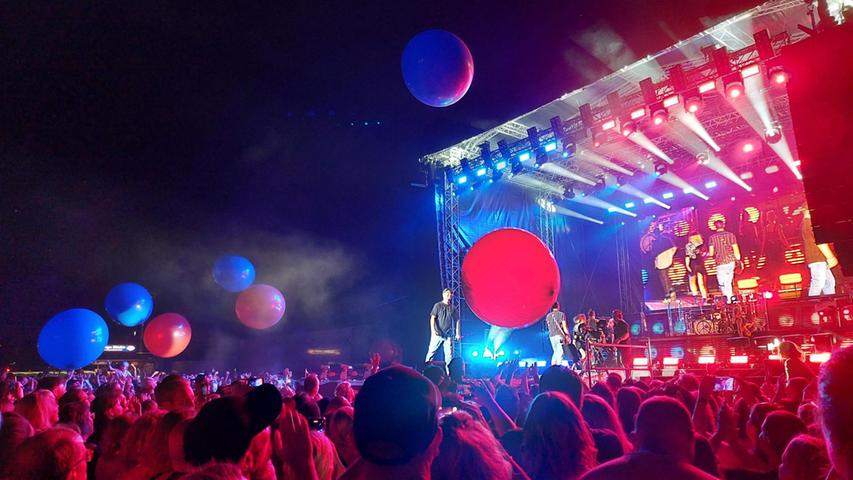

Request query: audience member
[
  {"left": 431, "top": 410, "right": 513, "bottom": 480},
  {"left": 341, "top": 365, "right": 441, "bottom": 480},
  {"left": 15, "top": 389, "right": 58, "bottom": 432},
  {"left": 819, "top": 345, "right": 853, "bottom": 479},
  {"left": 581, "top": 396, "right": 716, "bottom": 479},
  {"left": 581, "top": 393, "right": 631, "bottom": 451},
  {"left": 615, "top": 386, "right": 642, "bottom": 436},
  {"left": 778, "top": 434, "right": 830, "bottom": 480},
  {"left": 538, "top": 366, "right": 584, "bottom": 407},
  {"left": 522, "top": 391, "right": 597, "bottom": 480},
  {"left": 155, "top": 375, "right": 195, "bottom": 412},
  {"left": 0, "top": 411, "right": 34, "bottom": 476},
  {"left": 9, "top": 427, "right": 88, "bottom": 480}
]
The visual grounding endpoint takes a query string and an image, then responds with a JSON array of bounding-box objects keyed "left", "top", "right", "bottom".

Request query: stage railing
[{"left": 584, "top": 339, "right": 652, "bottom": 385}]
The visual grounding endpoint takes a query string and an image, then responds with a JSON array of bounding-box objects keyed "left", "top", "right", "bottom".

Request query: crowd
[{"left": 1, "top": 340, "right": 852, "bottom": 480}]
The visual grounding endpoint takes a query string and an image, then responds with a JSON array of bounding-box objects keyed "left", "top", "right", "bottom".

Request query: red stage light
[
  {"left": 762, "top": 291, "right": 774, "bottom": 300},
  {"left": 769, "top": 65, "right": 788, "bottom": 85},
  {"left": 621, "top": 120, "right": 636, "bottom": 137},
  {"left": 593, "top": 131, "right": 606, "bottom": 148},
  {"left": 662, "top": 357, "right": 679, "bottom": 366},
  {"left": 730, "top": 355, "right": 749, "bottom": 364},
  {"left": 651, "top": 108, "right": 667, "bottom": 126},
  {"left": 742, "top": 142, "right": 755, "bottom": 153}
]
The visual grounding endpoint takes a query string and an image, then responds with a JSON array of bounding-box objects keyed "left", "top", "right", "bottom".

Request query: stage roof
[{"left": 422, "top": 0, "right": 814, "bottom": 200}]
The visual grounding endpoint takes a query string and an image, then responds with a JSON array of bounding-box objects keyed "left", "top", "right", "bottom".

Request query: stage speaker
[{"left": 783, "top": 22, "right": 853, "bottom": 274}]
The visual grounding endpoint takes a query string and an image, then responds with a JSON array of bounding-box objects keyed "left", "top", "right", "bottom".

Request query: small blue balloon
[
  {"left": 38, "top": 309, "right": 109, "bottom": 370},
  {"left": 402, "top": 29, "right": 474, "bottom": 107},
  {"left": 105, "top": 282, "right": 154, "bottom": 327},
  {"left": 213, "top": 255, "right": 256, "bottom": 292}
]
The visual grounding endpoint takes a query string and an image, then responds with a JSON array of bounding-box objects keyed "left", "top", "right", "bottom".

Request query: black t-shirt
[
  {"left": 613, "top": 319, "right": 629, "bottom": 343},
  {"left": 431, "top": 302, "right": 457, "bottom": 337}
]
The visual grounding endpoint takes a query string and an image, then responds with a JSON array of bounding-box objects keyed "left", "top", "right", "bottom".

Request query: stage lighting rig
[
  {"left": 592, "top": 131, "right": 607, "bottom": 148},
  {"left": 654, "top": 162, "right": 668, "bottom": 175},
  {"left": 621, "top": 119, "right": 637, "bottom": 137},
  {"left": 650, "top": 103, "right": 668, "bottom": 126},
  {"left": 723, "top": 72, "right": 744, "bottom": 99},
  {"left": 480, "top": 142, "right": 502, "bottom": 181},
  {"left": 684, "top": 89, "right": 703, "bottom": 113},
  {"left": 765, "top": 125, "right": 782, "bottom": 144}
]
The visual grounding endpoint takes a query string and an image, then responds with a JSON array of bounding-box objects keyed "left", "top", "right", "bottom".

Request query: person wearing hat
[{"left": 340, "top": 365, "right": 441, "bottom": 480}]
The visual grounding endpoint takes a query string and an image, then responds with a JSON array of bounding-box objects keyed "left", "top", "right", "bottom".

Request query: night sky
[{"left": 0, "top": 1, "right": 761, "bottom": 368}]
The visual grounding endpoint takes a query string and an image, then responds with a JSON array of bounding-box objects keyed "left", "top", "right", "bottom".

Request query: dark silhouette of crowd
[{"left": 1, "top": 341, "right": 851, "bottom": 479}]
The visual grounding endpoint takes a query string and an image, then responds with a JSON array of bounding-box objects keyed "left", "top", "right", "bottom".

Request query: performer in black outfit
[
  {"left": 612, "top": 309, "right": 631, "bottom": 367},
  {"left": 424, "top": 288, "right": 460, "bottom": 371}
]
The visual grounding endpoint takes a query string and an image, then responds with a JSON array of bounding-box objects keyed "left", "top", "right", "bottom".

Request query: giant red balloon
[
  {"left": 235, "top": 284, "right": 286, "bottom": 329},
  {"left": 462, "top": 228, "right": 560, "bottom": 329},
  {"left": 143, "top": 313, "right": 192, "bottom": 358}
]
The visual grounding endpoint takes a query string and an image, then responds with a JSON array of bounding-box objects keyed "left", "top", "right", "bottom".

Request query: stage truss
[{"left": 427, "top": 0, "right": 825, "bottom": 317}]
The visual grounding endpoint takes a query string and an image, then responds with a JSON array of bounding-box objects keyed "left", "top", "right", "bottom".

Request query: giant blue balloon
[
  {"left": 104, "top": 282, "right": 154, "bottom": 327},
  {"left": 402, "top": 29, "right": 474, "bottom": 107},
  {"left": 38, "top": 309, "right": 109, "bottom": 370},
  {"left": 213, "top": 255, "right": 256, "bottom": 292}
]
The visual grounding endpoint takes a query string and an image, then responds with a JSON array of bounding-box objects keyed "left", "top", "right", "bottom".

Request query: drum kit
[{"left": 688, "top": 294, "right": 767, "bottom": 337}]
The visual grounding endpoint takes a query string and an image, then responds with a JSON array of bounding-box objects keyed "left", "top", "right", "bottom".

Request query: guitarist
[{"left": 652, "top": 223, "right": 678, "bottom": 300}]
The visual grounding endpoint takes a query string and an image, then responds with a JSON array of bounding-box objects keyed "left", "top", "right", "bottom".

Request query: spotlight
[
  {"left": 651, "top": 105, "right": 668, "bottom": 126},
  {"left": 621, "top": 120, "right": 636, "bottom": 137},
  {"left": 654, "top": 163, "right": 668, "bottom": 175},
  {"left": 562, "top": 141, "right": 576, "bottom": 158},
  {"left": 592, "top": 131, "right": 607, "bottom": 148},
  {"left": 684, "top": 89, "right": 703, "bottom": 113},
  {"left": 768, "top": 62, "right": 788, "bottom": 85},
  {"left": 696, "top": 152, "right": 709, "bottom": 165},
  {"left": 564, "top": 188, "right": 575, "bottom": 199},
  {"left": 662, "top": 192, "right": 674, "bottom": 199},
  {"left": 765, "top": 127, "right": 782, "bottom": 144},
  {"left": 724, "top": 73, "right": 744, "bottom": 99},
  {"left": 742, "top": 142, "right": 755, "bottom": 153}
]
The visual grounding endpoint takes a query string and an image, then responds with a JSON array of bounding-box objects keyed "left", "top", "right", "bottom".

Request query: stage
[{"left": 421, "top": 0, "right": 852, "bottom": 372}]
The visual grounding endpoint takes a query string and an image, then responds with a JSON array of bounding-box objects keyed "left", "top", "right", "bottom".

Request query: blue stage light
[
  {"left": 518, "top": 152, "right": 531, "bottom": 162},
  {"left": 475, "top": 167, "right": 487, "bottom": 177},
  {"left": 495, "top": 160, "right": 507, "bottom": 170},
  {"left": 625, "top": 202, "right": 636, "bottom": 209},
  {"left": 471, "top": 350, "right": 479, "bottom": 358},
  {"left": 662, "top": 192, "right": 674, "bottom": 199},
  {"left": 544, "top": 141, "right": 557, "bottom": 152},
  {"left": 651, "top": 322, "right": 665, "bottom": 334},
  {"left": 457, "top": 175, "right": 468, "bottom": 185},
  {"left": 630, "top": 324, "right": 641, "bottom": 336}
]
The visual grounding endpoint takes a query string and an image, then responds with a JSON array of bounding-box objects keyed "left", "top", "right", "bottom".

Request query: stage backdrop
[
  {"left": 455, "top": 181, "right": 642, "bottom": 358},
  {"left": 638, "top": 191, "right": 833, "bottom": 303}
]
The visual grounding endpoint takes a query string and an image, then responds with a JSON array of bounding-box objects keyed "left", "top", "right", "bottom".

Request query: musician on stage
[
  {"left": 802, "top": 208, "right": 838, "bottom": 296},
  {"left": 545, "top": 302, "right": 569, "bottom": 366},
  {"left": 685, "top": 230, "right": 709, "bottom": 299},
  {"left": 651, "top": 223, "right": 678, "bottom": 301},
  {"left": 708, "top": 219, "right": 741, "bottom": 302},
  {"left": 570, "top": 313, "right": 589, "bottom": 367},
  {"left": 612, "top": 309, "right": 630, "bottom": 366},
  {"left": 425, "top": 288, "right": 460, "bottom": 370}
]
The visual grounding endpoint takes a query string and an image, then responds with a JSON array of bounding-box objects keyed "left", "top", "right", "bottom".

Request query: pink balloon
[
  {"left": 462, "top": 228, "right": 560, "bottom": 329},
  {"left": 143, "top": 313, "right": 192, "bottom": 358},
  {"left": 235, "top": 284, "right": 286, "bottom": 329}
]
